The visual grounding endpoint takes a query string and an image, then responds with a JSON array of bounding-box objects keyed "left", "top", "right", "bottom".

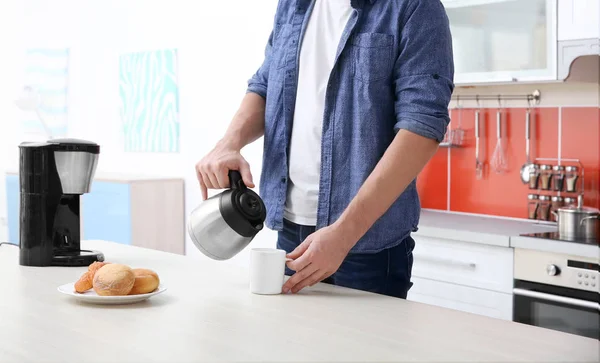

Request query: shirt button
[{"left": 281, "top": 177, "right": 286, "bottom": 183}]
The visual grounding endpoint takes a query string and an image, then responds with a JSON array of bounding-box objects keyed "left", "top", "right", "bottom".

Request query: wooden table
[{"left": 0, "top": 240, "right": 598, "bottom": 362}]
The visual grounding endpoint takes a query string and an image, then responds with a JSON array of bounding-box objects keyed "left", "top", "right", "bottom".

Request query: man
[{"left": 196, "top": 0, "right": 454, "bottom": 298}]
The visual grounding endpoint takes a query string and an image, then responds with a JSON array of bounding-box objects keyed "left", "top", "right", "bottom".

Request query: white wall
[
  {"left": 0, "top": 0, "right": 22, "bottom": 241},
  {"left": 0, "top": 0, "right": 279, "bottom": 266}
]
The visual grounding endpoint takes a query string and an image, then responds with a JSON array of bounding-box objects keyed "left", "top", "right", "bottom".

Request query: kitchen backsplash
[{"left": 417, "top": 106, "right": 599, "bottom": 219}]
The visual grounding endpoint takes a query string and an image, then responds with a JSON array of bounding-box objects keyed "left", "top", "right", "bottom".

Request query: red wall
[{"left": 417, "top": 107, "right": 600, "bottom": 219}]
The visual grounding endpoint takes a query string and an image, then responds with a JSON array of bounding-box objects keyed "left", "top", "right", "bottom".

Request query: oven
[{"left": 513, "top": 248, "right": 599, "bottom": 340}]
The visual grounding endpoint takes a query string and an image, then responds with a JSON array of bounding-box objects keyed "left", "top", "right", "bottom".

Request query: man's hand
[
  {"left": 195, "top": 141, "right": 254, "bottom": 200},
  {"left": 195, "top": 93, "right": 267, "bottom": 200},
  {"left": 283, "top": 223, "right": 355, "bottom": 294},
  {"left": 283, "top": 129, "right": 440, "bottom": 294}
]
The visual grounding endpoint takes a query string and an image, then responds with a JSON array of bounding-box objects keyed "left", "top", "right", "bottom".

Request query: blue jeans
[{"left": 277, "top": 219, "right": 415, "bottom": 299}]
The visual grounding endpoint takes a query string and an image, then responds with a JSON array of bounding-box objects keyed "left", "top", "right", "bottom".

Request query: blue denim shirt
[{"left": 247, "top": 0, "right": 454, "bottom": 253}]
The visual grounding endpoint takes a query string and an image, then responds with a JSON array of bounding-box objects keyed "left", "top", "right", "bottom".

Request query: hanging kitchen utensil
[
  {"left": 520, "top": 104, "right": 535, "bottom": 184},
  {"left": 491, "top": 100, "right": 508, "bottom": 174},
  {"left": 475, "top": 98, "right": 484, "bottom": 180},
  {"left": 453, "top": 96, "right": 465, "bottom": 146},
  {"left": 187, "top": 170, "right": 267, "bottom": 260},
  {"left": 442, "top": 97, "right": 465, "bottom": 147}
]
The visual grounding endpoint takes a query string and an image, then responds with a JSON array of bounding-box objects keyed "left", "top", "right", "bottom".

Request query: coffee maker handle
[{"left": 228, "top": 170, "right": 246, "bottom": 191}]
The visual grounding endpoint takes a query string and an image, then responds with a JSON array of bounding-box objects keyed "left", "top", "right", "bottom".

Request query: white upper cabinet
[
  {"left": 442, "top": 0, "right": 558, "bottom": 84},
  {"left": 558, "top": 0, "right": 600, "bottom": 41},
  {"left": 556, "top": 0, "right": 599, "bottom": 79}
]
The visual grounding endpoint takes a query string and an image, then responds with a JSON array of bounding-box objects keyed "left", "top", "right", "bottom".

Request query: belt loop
[{"left": 386, "top": 248, "right": 391, "bottom": 277}]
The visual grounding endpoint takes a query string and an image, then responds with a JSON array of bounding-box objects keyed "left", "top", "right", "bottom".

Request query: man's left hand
[{"left": 282, "top": 224, "right": 356, "bottom": 294}]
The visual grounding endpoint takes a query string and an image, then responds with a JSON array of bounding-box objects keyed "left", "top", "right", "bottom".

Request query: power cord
[{"left": 0, "top": 242, "right": 18, "bottom": 247}]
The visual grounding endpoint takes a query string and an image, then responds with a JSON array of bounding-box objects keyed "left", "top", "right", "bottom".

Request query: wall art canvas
[
  {"left": 118, "top": 49, "right": 180, "bottom": 153},
  {"left": 21, "top": 48, "right": 70, "bottom": 138}
]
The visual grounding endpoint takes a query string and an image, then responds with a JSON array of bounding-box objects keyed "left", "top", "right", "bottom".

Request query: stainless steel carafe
[{"left": 187, "top": 170, "right": 266, "bottom": 260}]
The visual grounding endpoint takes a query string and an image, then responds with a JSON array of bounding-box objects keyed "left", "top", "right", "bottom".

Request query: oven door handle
[
  {"left": 413, "top": 253, "right": 476, "bottom": 269},
  {"left": 513, "top": 288, "right": 600, "bottom": 311}
]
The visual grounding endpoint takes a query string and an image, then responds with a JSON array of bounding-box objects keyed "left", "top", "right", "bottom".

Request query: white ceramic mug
[{"left": 249, "top": 248, "right": 288, "bottom": 295}]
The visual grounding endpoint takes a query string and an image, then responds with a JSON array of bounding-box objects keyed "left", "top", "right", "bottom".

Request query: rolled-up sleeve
[
  {"left": 393, "top": 0, "right": 455, "bottom": 142},
  {"left": 246, "top": 2, "right": 283, "bottom": 99},
  {"left": 246, "top": 31, "right": 274, "bottom": 99}
]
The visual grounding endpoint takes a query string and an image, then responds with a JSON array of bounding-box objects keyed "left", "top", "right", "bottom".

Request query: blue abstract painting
[
  {"left": 118, "top": 49, "right": 180, "bottom": 153},
  {"left": 22, "top": 48, "right": 70, "bottom": 138}
]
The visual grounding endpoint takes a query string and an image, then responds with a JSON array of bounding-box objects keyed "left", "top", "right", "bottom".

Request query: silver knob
[{"left": 546, "top": 264, "right": 560, "bottom": 276}]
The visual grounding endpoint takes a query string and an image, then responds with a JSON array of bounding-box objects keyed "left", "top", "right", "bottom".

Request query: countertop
[
  {"left": 1, "top": 240, "right": 598, "bottom": 363},
  {"left": 416, "top": 210, "right": 557, "bottom": 247},
  {"left": 417, "top": 210, "right": 597, "bottom": 259}
]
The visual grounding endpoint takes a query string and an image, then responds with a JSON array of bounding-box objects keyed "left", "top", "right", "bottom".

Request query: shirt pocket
[{"left": 351, "top": 33, "right": 394, "bottom": 83}]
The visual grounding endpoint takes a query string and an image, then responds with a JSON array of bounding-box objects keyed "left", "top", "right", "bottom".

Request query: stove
[{"left": 520, "top": 231, "right": 599, "bottom": 245}]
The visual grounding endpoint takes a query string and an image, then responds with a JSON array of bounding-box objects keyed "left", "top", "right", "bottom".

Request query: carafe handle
[{"left": 229, "top": 170, "right": 246, "bottom": 191}]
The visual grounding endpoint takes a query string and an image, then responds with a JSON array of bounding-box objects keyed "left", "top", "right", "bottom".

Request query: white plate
[{"left": 57, "top": 283, "right": 167, "bottom": 305}]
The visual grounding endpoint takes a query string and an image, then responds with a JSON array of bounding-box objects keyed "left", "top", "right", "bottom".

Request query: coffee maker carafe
[{"left": 18, "top": 138, "right": 104, "bottom": 267}]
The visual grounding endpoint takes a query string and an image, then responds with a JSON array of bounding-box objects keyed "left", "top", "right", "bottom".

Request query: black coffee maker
[{"left": 18, "top": 138, "right": 105, "bottom": 267}]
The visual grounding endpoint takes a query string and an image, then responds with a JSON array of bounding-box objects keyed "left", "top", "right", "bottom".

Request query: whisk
[
  {"left": 491, "top": 106, "right": 508, "bottom": 174},
  {"left": 475, "top": 106, "right": 484, "bottom": 180}
]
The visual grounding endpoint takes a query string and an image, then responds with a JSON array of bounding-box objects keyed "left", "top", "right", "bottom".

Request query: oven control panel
[
  {"left": 573, "top": 265, "right": 597, "bottom": 289},
  {"left": 515, "top": 249, "right": 599, "bottom": 292}
]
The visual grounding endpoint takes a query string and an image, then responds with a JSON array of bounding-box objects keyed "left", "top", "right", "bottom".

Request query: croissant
[
  {"left": 74, "top": 271, "right": 93, "bottom": 293},
  {"left": 73, "top": 261, "right": 110, "bottom": 293}
]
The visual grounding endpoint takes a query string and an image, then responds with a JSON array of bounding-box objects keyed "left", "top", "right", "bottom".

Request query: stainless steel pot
[{"left": 553, "top": 195, "right": 599, "bottom": 241}]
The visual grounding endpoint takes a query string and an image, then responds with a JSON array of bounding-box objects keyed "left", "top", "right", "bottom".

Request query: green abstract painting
[{"left": 119, "top": 49, "right": 179, "bottom": 153}]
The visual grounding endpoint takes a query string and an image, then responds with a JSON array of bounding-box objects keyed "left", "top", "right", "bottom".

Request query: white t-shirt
[{"left": 284, "top": 0, "right": 353, "bottom": 226}]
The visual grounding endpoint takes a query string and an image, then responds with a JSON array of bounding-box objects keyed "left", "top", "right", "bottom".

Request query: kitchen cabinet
[
  {"left": 442, "top": 0, "right": 558, "bottom": 84},
  {"left": 407, "top": 234, "right": 514, "bottom": 320},
  {"left": 556, "top": 0, "right": 600, "bottom": 79},
  {"left": 81, "top": 181, "right": 132, "bottom": 246},
  {"left": 558, "top": 0, "right": 600, "bottom": 41},
  {"left": 4, "top": 172, "right": 186, "bottom": 255},
  {"left": 82, "top": 175, "right": 186, "bottom": 255},
  {"left": 409, "top": 277, "right": 513, "bottom": 320}
]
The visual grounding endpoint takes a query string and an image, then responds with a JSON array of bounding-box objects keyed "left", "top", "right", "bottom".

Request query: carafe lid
[{"left": 219, "top": 171, "right": 266, "bottom": 238}]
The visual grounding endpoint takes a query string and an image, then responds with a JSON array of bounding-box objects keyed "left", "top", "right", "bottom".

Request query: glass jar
[
  {"left": 527, "top": 194, "right": 539, "bottom": 220},
  {"left": 551, "top": 196, "right": 564, "bottom": 221},
  {"left": 528, "top": 164, "right": 540, "bottom": 189},
  {"left": 552, "top": 165, "right": 565, "bottom": 192},
  {"left": 564, "top": 197, "right": 577, "bottom": 208},
  {"left": 538, "top": 195, "right": 551, "bottom": 221},
  {"left": 565, "top": 166, "right": 579, "bottom": 193},
  {"left": 539, "top": 165, "right": 553, "bottom": 190}
]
